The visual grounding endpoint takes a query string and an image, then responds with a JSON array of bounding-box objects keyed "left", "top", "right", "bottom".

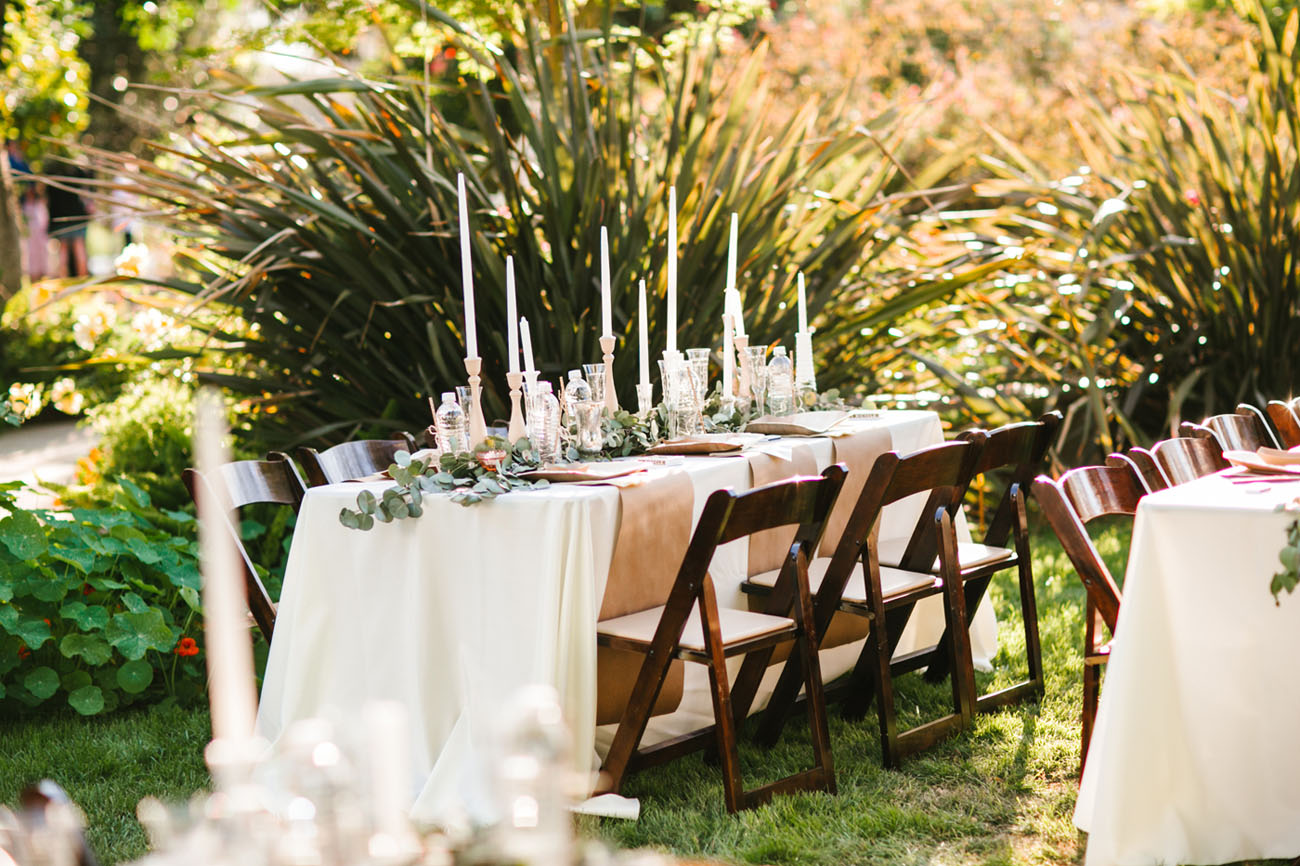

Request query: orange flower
[
  {"left": 174, "top": 637, "right": 199, "bottom": 657},
  {"left": 17, "top": 645, "right": 30, "bottom": 659}
]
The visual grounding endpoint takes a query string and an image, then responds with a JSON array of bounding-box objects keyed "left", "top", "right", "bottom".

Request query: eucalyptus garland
[
  {"left": 1271, "top": 516, "right": 1300, "bottom": 603},
  {"left": 337, "top": 387, "right": 848, "bottom": 530}
]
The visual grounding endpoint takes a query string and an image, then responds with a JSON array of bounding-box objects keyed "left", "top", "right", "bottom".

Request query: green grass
[{"left": 0, "top": 523, "right": 1131, "bottom": 866}]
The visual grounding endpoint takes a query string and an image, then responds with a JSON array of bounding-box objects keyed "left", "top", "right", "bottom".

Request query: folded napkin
[{"left": 746, "top": 410, "right": 850, "bottom": 437}]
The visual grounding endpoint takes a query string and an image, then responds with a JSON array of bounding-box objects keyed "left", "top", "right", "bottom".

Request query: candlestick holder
[
  {"left": 733, "top": 334, "right": 751, "bottom": 401},
  {"left": 506, "top": 371, "right": 526, "bottom": 443},
  {"left": 599, "top": 335, "right": 619, "bottom": 414},
  {"left": 636, "top": 383, "right": 654, "bottom": 418},
  {"left": 795, "top": 330, "right": 817, "bottom": 395},
  {"left": 464, "top": 356, "right": 488, "bottom": 447}
]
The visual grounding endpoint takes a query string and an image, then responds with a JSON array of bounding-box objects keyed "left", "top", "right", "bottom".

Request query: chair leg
[
  {"left": 1081, "top": 660, "right": 1100, "bottom": 778},
  {"left": 922, "top": 574, "right": 990, "bottom": 684},
  {"left": 791, "top": 556, "right": 836, "bottom": 793},
  {"left": 699, "top": 577, "right": 746, "bottom": 813}
]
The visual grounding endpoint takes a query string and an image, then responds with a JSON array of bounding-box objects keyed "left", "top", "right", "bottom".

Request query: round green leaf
[
  {"left": 339, "top": 509, "right": 361, "bottom": 529},
  {"left": 24, "top": 667, "right": 59, "bottom": 700},
  {"left": 356, "top": 490, "right": 377, "bottom": 514},
  {"left": 61, "top": 670, "right": 92, "bottom": 692},
  {"left": 116, "top": 660, "right": 155, "bottom": 694},
  {"left": 0, "top": 510, "right": 48, "bottom": 561},
  {"left": 60, "top": 633, "right": 113, "bottom": 666},
  {"left": 68, "top": 685, "right": 105, "bottom": 715},
  {"left": 1280, "top": 545, "right": 1300, "bottom": 572},
  {"left": 394, "top": 450, "right": 412, "bottom": 467}
]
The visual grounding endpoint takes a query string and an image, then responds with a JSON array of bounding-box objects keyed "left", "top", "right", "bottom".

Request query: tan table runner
[
  {"left": 746, "top": 444, "right": 819, "bottom": 575},
  {"left": 595, "top": 469, "right": 695, "bottom": 725},
  {"left": 820, "top": 426, "right": 893, "bottom": 556}
]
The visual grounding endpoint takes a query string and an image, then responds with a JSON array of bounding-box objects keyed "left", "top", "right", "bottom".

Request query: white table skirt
[
  {"left": 257, "top": 411, "right": 996, "bottom": 825},
  {"left": 1075, "top": 472, "right": 1300, "bottom": 865}
]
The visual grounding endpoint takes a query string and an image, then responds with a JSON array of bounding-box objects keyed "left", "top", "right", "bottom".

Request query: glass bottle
[
  {"left": 766, "top": 346, "right": 795, "bottom": 416},
  {"left": 563, "top": 369, "right": 590, "bottom": 421},
  {"left": 530, "top": 381, "right": 563, "bottom": 463},
  {"left": 434, "top": 392, "right": 470, "bottom": 454}
]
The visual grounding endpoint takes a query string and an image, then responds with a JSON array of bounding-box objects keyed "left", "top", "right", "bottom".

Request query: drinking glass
[
  {"left": 658, "top": 357, "right": 703, "bottom": 439},
  {"left": 582, "top": 363, "right": 606, "bottom": 404},
  {"left": 686, "top": 348, "right": 710, "bottom": 400},
  {"left": 574, "top": 400, "right": 604, "bottom": 453},
  {"left": 745, "top": 346, "right": 769, "bottom": 415}
]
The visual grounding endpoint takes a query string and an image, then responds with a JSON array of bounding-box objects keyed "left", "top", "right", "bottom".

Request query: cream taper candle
[{"left": 457, "top": 173, "right": 477, "bottom": 359}]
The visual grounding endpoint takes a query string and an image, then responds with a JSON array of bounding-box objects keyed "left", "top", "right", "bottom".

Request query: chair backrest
[
  {"left": 956, "top": 410, "right": 1062, "bottom": 547},
  {"left": 297, "top": 433, "right": 418, "bottom": 487},
  {"left": 1150, "top": 436, "right": 1228, "bottom": 485},
  {"left": 1181, "top": 410, "right": 1275, "bottom": 452},
  {"left": 1032, "top": 464, "right": 1142, "bottom": 634},
  {"left": 689, "top": 465, "right": 847, "bottom": 574},
  {"left": 1236, "top": 402, "right": 1283, "bottom": 449},
  {"left": 181, "top": 455, "right": 308, "bottom": 642},
  {"left": 1105, "top": 448, "right": 1169, "bottom": 493},
  {"left": 1266, "top": 401, "right": 1300, "bottom": 448}
]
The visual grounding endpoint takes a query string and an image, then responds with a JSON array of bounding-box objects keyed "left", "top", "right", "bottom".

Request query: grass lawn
[{"left": 3, "top": 523, "right": 1131, "bottom": 866}]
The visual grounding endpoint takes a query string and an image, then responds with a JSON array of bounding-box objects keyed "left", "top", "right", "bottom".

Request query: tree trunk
[{"left": 0, "top": 0, "right": 25, "bottom": 313}]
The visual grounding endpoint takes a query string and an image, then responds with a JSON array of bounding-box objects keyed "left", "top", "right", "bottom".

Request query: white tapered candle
[
  {"left": 722, "top": 313, "right": 734, "bottom": 400},
  {"left": 600, "top": 226, "right": 613, "bottom": 339},
  {"left": 520, "top": 316, "right": 535, "bottom": 375},
  {"left": 726, "top": 213, "right": 738, "bottom": 292},
  {"left": 797, "top": 271, "right": 808, "bottom": 335},
  {"left": 457, "top": 173, "right": 477, "bottom": 359},
  {"left": 195, "top": 389, "right": 257, "bottom": 745},
  {"left": 666, "top": 186, "right": 677, "bottom": 354},
  {"left": 505, "top": 256, "right": 519, "bottom": 374},
  {"left": 638, "top": 279, "right": 650, "bottom": 388}
]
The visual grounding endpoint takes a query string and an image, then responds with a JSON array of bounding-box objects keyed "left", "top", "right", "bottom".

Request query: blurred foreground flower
[
  {"left": 7, "top": 383, "right": 42, "bottom": 419},
  {"left": 50, "top": 378, "right": 84, "bottom": 415},
  {"left": 73, "top": 303, "right": 117, "bottom": 351}
]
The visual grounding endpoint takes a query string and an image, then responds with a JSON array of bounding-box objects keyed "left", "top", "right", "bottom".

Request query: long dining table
[
  {"left": 256, "top": 410, "right": 997, "bottom": 825},
  {"left": 1074, "top": 469, "right": 1300, "bottom": 865}
]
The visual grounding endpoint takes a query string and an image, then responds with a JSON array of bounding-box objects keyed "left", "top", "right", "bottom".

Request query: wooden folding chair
[
  {"left": 1235, "top": 402, "right": 1283, "bottom": 449},
  {"left": 181, "top": 454, "right": 307, "bottom": 642},
  {"left": 738, "top": 440, "right": 982, "bottom": 768},
  {"left": 597, "top": 465, "right": 847, "bottom": 813},
  {"left": 1149, "top": 436, "right": 1227, "bottom": 485},
  {"left": 916, "top": 411, "right": 1061, "bottom": 709},
  {"left": 296, "top": 433, "right": 419, "bottom": 487},
  {"left": 1032, "top": 463, "right": 1141, "bottom": 775},
  {"left": 1180, "top": 406, "right": 1278, "bottom": 452},
  {"left": 1266, "top": 401, "right": 1300, "bottom": 448},
  {"left": 1104, "top": 448, "right": 1169, "bottom": 493}
]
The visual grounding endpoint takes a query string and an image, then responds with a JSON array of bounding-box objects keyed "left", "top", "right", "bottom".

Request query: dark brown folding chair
[
  {"left": 297, "top": 433, "right": 418, "bottom": 487},
  {"left": 916, "top": 411, "right": 1061, "bottom": 709},
  {"left": 181, "top": 454, "right": 307, "bottom": 642},
  {"left": 1032, "top": 463, "right": 1142, "bottom": 776},
  {"left": 739, "top": 440, "right": 982, "bottom": 768},
  {"left": 1235, "top": 402, "right": 1283, "bottom": 449},
  {"left": 1266, "top": 401, "right": 1300, "bottom": 448},
  {"left": 597, "top": 465, "right": 847, "bottom": 813},
  {"left": 1104, "top": 448, "right": 1169, "bottom": 493},
  {"left": 1149, "top": 436, "right": 1228, "bottom": 485},
  {"left": 1180, "top": 406, "right": 1278, "bottom": 452}
]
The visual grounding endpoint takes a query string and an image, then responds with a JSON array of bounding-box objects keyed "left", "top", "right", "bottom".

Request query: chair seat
[
  {"left": 745, "top": 557, "right": 936, "bottom": 604},
  {"left": 1084, "top": 641, "right": 1113, "bottom": 664},
  {"left": 876, "top": 537, "right": 1015, "bottom": 573},
  {"left": 598, "top": 605, "right": 795, "bottom": 653}
]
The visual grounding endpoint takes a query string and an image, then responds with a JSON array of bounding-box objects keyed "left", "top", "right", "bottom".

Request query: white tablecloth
[
  {"left": 257, "top": 411, "right": 996, "bottom": 824},
  {"left": 1075, "top": 471, "right": 1300, "bottom": 865}
]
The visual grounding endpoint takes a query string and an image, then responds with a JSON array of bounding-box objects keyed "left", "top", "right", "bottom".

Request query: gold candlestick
[
  {"left": 464, "top": 356, "right": 488, "bottom": 447},
  {"left": 733, "top": 334, "right": 752, "bottom": 401},
  {"left": 506, "top": 370, "right": 526, "bottom": 443},
  {"left": 599, "top": 335, "right": 619, "bottom": 414}
]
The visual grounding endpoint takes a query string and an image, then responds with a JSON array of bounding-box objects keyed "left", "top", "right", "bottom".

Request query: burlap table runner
[
  {"left": 595, "top": 469, "right": 695, "bottom": 725},
  {"left": 819, "top": 426, "right": 894, "bottom": 556},
  {"left": 746, "top": 444, "right": 819, "bottom": 575}
]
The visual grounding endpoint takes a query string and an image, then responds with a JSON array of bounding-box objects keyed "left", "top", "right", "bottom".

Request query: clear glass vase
[{"left": 528, "top": 381, "right": 563, "bottom": 463}]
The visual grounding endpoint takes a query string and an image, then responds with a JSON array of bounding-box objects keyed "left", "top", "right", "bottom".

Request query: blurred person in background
[{"left": 45, "top": 156, "right": 92, "bottom": 277}]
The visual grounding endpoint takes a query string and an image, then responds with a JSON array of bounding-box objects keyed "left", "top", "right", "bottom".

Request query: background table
[
  {"left": 257, "top": 411, "right": 996, "bottom": 825},
  {"left": 1074, "top": 471, "right": 1300, "bottom": 865}
]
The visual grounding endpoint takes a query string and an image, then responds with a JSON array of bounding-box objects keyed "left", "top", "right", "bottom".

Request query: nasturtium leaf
[
  {"left": 60, "top": 633, "right": 112, "bottom": 666},
  {"left": 239, "top": 519, "right": 266, "bottom": 540},
  {"left": 0, "top": 510, "right": 46, "bottom": 561},
  {"left": 15, "top": 616, "right": 51, "bottom": 649},
  {"left": 61, "top": 670, "right": 92, "bottom": 692},
  {"left": 121, "top": 591, "right": 149, "bottom": 614},
  {"left": 117, "top": 477, "right": 152, "bottom": 508},
  {"left": 50, "top": 546, "right": 95, "bottom": 575},
  {"left": 30, "top": 575, "right": 66, "bottom": 603},
  {"left": 125, "top": 536, "right": 164, "bottom": 565},
  {"left": 24, "top": 667, "right": 59, "bottom": 700},
  {"left": 161, "top": 508, "right": 195, "bottom": 524},
  {"left": 117, "top": 660, "right": 154, "bottom": 694},
  {"left": 163, "top": 560, "right": 201, "bottom": 590},
  {"left": 60, "top": 601, "right": 109, "bottom": 631},
  {"left": 0, "top": 682, "right": 6, "bottom": 699},
  {"left": 68, "top": 685, "right": 105, "bottom": 715},
  {"left": 179, "top": 586, "right": 201, "bottom": 611},
  {"left": 0, "top": 582, "right": 11, "bottom": 603},
  {"left": 106, "top": 609, "right": 175, "bottom": 660}
]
